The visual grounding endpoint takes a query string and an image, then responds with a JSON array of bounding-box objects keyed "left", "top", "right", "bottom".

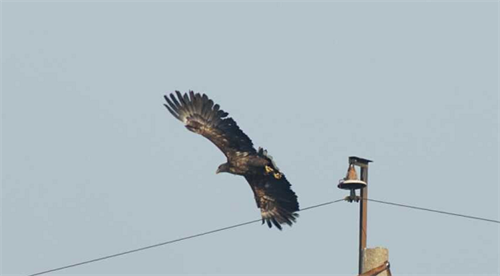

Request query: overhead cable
[
  {"left": 28, "top": 198, "right": 345, "bottom": 276},
  {"left": 365, "top": 198, "right": 500, "bottom": 224}
]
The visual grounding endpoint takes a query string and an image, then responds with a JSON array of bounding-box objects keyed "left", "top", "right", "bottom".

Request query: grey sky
[{"left": 2, "top": 1, "right": 498, "bottom": 275}]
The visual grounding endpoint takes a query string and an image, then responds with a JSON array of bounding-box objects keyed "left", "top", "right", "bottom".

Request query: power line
[
  {"left": 27, "top": 197, "right": 499, "bottom": 276},
  {"left": 366, "top": 198, "right": 500, "bottom": 224},
  {"left": 28, "top": 219, "right": 262, "bottom": 276},
  {"left": 297, "top": 198, "right": 345, "bottom": 212},
  {"left": 28, "top": 198, "right": 345, "bottom": 276}
]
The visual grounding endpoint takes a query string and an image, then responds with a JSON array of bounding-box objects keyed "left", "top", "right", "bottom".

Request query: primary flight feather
[{"left": 164, "top": 91, "right": 299, "bottom": 230}]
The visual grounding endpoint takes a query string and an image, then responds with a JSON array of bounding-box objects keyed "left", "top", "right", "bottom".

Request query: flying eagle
[{"left": 164, "top": 91, "right": 299, "bottom": 230}]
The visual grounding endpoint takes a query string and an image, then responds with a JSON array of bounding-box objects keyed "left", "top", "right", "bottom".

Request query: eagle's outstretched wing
[
  {"left": 245, "top": 173, "right": 300, "bottom": 230},
  {"left": 164, "top": 91, "right": 256, "bottom": 156}
]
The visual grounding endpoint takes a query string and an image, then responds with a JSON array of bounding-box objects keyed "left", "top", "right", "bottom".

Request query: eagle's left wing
[
  {"left": 164, "top": 91, "right": 256, "bottom": 157},
  {"left": 245, "top": 173, "right": 300, "bottom": 230}
]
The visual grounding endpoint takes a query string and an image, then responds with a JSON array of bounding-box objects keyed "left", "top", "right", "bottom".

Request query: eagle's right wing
[
  {"left": 245, "top": 173, "right": 300, "bottom": 230},
  {"left": 164, "top": 91, "right": 256, "bottom": 157}
]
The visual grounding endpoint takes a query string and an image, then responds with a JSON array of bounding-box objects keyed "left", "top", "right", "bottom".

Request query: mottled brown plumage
[{"left": 164, "top": 91, "right": 299, "bottom": 230}]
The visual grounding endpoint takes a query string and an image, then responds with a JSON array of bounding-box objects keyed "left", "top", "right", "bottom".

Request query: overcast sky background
[{"left": 2, "top": 1, "right": 498, "bottom": 276}]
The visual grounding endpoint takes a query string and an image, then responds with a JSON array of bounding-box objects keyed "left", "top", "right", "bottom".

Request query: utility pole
[
  {"left": 338, "top": 156, "right": 390, "bottom": 275},
  {"left": 348, "top": 156, "right": 371, "bottom": 275}
]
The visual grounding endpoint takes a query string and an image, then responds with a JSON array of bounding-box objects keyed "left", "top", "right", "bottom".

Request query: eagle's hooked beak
[{"left": 216, "top": 164, "right": 227, "bottom": 174}]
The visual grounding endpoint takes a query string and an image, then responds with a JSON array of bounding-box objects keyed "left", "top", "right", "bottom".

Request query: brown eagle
[{"left": 164, "top": 91, "right": 299, "bottom": 230}]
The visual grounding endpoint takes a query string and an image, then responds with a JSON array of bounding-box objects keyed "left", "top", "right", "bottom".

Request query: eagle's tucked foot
[
  {"left": 265, "top": 165, "right": 274, "bottom": 174},
  {"left": 265, "top": 165, "right": 282, "bottom": 179}
]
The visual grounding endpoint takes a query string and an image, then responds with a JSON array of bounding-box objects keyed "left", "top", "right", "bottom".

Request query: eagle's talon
[{"left": 265, "top": 165, "right": 274, "bottom": 174}]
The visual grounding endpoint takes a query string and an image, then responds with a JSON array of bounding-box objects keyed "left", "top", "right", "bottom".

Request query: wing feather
[
  {"left": 245, "top": 173, "right": 299, "bottom": 230},
  {"left": 164, "top": 96, "right": 179, "bottom": 113},
  {"left": 194, "top": 93, "right": 203, "bottom": 114},
  {"left": 175, "top": 90, "right": 187, "bottom": 107},
  {"left": 169, "top": 93, "right": 182, "bottom": 111},
  {"left": 202, "top": 98, "right": 213, "bottom": 119},
  {"left": 164, "top": 91, "right": 256, "bottom": 156},
  {"left": 163, "top": 103, "right": 179, "bottom": 120},
  {"left": 183, "top": 93, "right": 193, "bottom": 114}
]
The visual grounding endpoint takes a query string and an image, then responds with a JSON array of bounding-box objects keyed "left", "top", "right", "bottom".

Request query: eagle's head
[{"left": 216, "top": 163, "right": 230, "bottom": 174}]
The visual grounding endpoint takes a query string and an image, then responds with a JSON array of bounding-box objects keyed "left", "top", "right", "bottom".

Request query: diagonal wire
[
  {"left": 28, "top": 219, "right": 262, "bottom": 276},
  {"left": 365, "top": 198, "right": 500, "bottom": 224},
  {"left": 296, "top": 198, "right": 345, "bottom": 212},
  {"left": 28, "top": 197, "right": 499, "bottom": 276},
  {"left": 27, "top": 198, "right": 345, "bottom": 276}
]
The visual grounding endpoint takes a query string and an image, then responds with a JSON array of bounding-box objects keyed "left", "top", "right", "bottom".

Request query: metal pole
[
  {"left": 347, "top": 156, "right": 372, "bottom": 274},
  {"left": 358, "top": 166, "right": 368, "bottom": 275}
]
